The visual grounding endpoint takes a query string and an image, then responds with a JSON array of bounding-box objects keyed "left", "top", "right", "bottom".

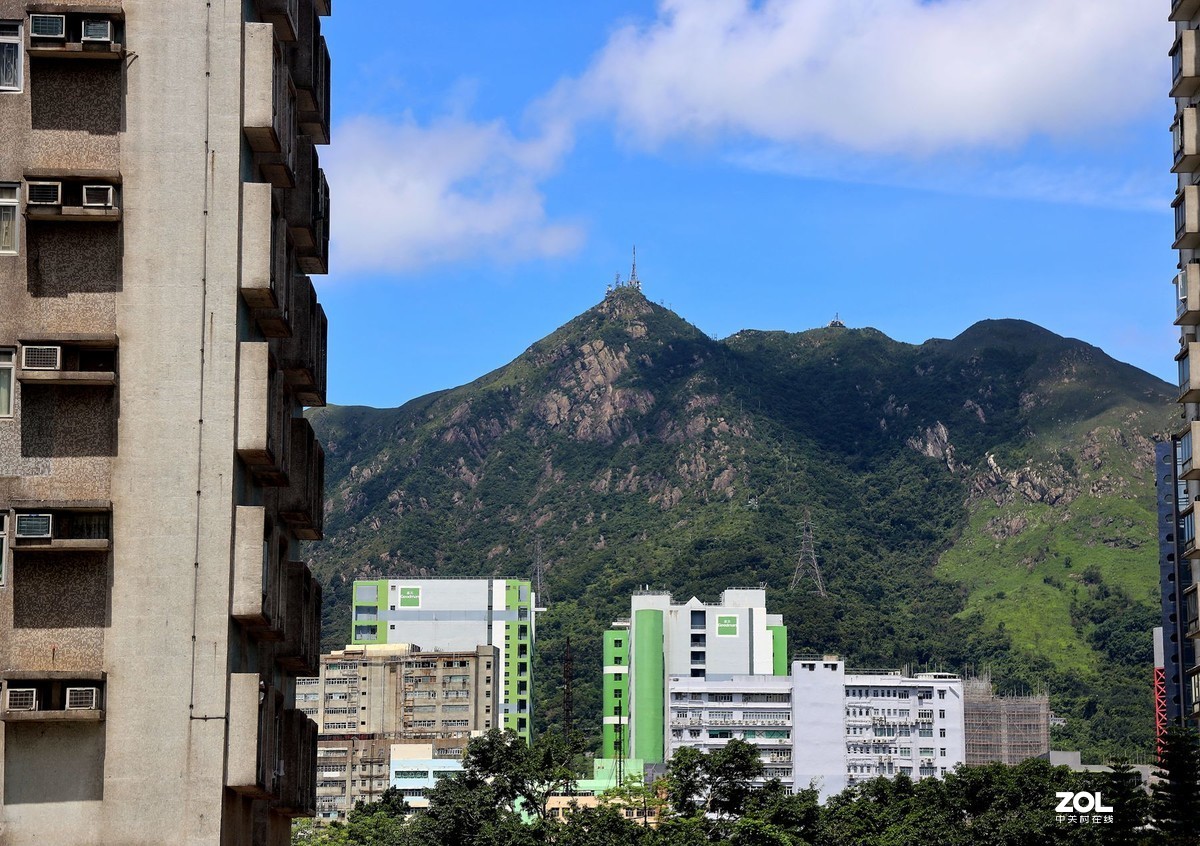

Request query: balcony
[
  {"left": 26, "top": 10, "right": 124, "bottom": 60},
  {"left": 243, "top": 22, "right": 296, "bottom": 188},
  {"left": 227, "top": 674, "right": 283, "bottom": 800},
  {"left": 1176, "top": 109, "right": 1200, "bottom": 174},
  {"left": 279, "top": 417, "right": 324, "bottom": 540},
  {"left": 255, "top": 0, "right": 300, "bottom": 43},
  {"left": 1181, "top": 423, "right": 1200, "bottom": 480},
  {"left": 276, "top": 562, "right": 322, "bottom": 676},
  {"left": 1178, "top": 264, "right": 1200, "bottom": 326},
  {"left": 241, "top": 184, "right": 294, "bottom": 337},
  {"left": 286, "top": 140, "right": 330, "bottom": 275},
  {"left": 1175, "top": 186, "right": 1200, "bottom": 250},
  {"left": 231, "top": 506, "right": 284, "bottom": 633},
  {"left": 280, "top": 277, "right": 328, "bottom": 407},
  {"left": 290, "top": 9, "right": 331, "bottom": 144},
  {"left": 273, "top": 709, "right": 317, "bottom": 817},
  {"left": 15, "top": 335, "right": 117, "bottom": 387},
  {"left": 9, "top": 503, "right": 111, "bottom": 554},
  {"left": 1, "top": 672, "right": 106, "bottom": 723},
  {"left": 1172, "top": 0, "right": 1200, "bottom": 23},
  {"left": 1173, "top": 30, "right": 1200, "bottom": 98},
  {"left": 236, "top": 342, "right": 292, "bottom": 485},
  {"left": 1180, "top": 342, "right": 1200, "bottom": 403}
]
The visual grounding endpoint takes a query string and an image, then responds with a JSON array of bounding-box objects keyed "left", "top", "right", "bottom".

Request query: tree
[
  {"left": 1151, "top": 725, "right": 1200, "bottom": 846},
  {"left": 1102, "top": 758, "right": 1150, "bottom": 845}
]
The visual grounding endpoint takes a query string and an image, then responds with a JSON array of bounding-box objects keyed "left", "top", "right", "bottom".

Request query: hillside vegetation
[{"left": 307, "top": 287, "right": 1172, "bottom": 760}]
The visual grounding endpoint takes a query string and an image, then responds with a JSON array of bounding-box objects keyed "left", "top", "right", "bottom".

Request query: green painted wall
[
  {"left": 602, "top": 628, "right": 630, "bottom": 759},
  {"left": 769, "top": 625, "right": 788, "bottom": 676},
  {"left": 350, "top": 579, "right": 387, "bottom": 644},
  {"left": 502, "top": 579, "right": 534, "bottom": 742},
  {"left": 631, "top": 609, "right": 665, "bottom": 764}
]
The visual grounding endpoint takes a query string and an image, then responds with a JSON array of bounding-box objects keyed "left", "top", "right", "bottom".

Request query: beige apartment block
[
  {"left": 0, "top": 1, "right": 332, "bottom": 844},
  {"left": 299, "top": 644, "right": 498, "bottom": 739}
]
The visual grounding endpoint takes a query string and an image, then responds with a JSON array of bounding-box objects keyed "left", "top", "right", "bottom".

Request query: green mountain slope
[{"left": 307, "top": 288, "right": 1173, "bottom": 760}]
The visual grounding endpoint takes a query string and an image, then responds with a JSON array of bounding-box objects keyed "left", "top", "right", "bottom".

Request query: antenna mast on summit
[
  {"left": 791, "top": 509, "right": 828, "bottom": 597},
  {"left": 628, "top": 246, "right": 641, "bottom": 290}
]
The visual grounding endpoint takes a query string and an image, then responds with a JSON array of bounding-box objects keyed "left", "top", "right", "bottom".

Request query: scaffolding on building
[{"left": 963, "top": 674, "right": 1050, "bottom": 766}]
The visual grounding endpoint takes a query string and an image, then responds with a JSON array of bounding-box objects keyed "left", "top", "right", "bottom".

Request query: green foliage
[
  {"left": 307, "top": 292, "right": 1173, "bottom": 761},
  {"left": 1150, "top": 725, "right": 1200, "bottom": 846}
]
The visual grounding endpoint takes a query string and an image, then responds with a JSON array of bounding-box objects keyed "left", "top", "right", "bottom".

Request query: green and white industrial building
[
  {"left": 603, "top": 588, "right": 787, "bottom": 763},
  {"left": 350, "top": 578, "right": 537, "bottom": 740}
]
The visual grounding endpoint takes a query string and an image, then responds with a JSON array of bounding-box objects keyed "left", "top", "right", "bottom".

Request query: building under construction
[{"left": 963, "top": 675, "right": 1051, "bottom": 765}]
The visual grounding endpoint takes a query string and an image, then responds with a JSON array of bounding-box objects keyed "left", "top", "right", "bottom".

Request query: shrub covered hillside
[{"left": 307, "top": 287, "right": 1173, "bottom": 761}]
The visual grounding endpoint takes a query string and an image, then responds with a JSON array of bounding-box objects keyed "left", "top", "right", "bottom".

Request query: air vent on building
[
  {"left": 5, "top": 688, "right": 38, "bottom": 711},
  {"left": 82, "top": 185, "right": 114, "bottom": 208},
  {"left": 29, "top": 14, "right": 65, "bottom": 38},
  {"left": 21, "top": 345, "right": 62, "bottom": 370},
  {"left": 80, "top": 19, "right": 113, "bottom": 42},
  {"left": 66, "top": 687, "right": 99, "bottom": 710},
  {"left": 26, "top": 182, "right": 62, "bottom": 205},
  {"left": 14, "top": 513, "right": 53, "bottom": 539}
]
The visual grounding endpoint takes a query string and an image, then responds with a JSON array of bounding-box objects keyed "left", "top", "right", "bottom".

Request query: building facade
[
  {"left": 603, "top": 588, "right": 788, "bottom": 764},
  {"left": 0, "top": 1, "right": 331, "bottom": 843},
  {"left": 791, "top": 658, "right": 965, "bottom": 801},
  {"left": 349, "top": 578, "right": 537, "bottom": 740},
  {"left": 1168, "top": 0, "right": 1200, "bottom": 729},
  {"left": 298, "top": 643, "right": 498, "bottom": 738},
  {"left": 962, "top": 675, "right": 1050, "bottom": 765}
]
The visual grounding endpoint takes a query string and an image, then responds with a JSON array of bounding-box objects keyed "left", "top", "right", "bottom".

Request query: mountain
[{"left": 307, "top": 287, "right": 1173, "bottom": 760}]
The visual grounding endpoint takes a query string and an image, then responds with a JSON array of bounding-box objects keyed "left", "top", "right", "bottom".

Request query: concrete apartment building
[
  {"left": 603, "top": 588, "right": 787, "bottom": 764},
  {"left": 350, "top": 578, "right": 538, "bottom": 741},
  {"left": 1165, "top": 0, "right": 1200, "bottom": 730},
  {"left": 298, "top": 643, "right": 497, "bottom": 738},
  {"left": 0, "top": 1, "right": 331, "bottom": 843}
]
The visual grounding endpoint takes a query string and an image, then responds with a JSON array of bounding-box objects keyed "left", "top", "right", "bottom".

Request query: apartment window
[
  {"left": 0, "top": 183, "right": 16, "bottom": 256},
  {"left": 938, "top": 710, "right": 945, "bottom": 719},
  {"left": 0, "top": 23, "right": 19, "bottom": 92},
  {"left": 939, "top": 728, "right": 946, "bottom": 738},
  {"left": 0, "top": 349, "right": 11, "bottom": 416},
  {"left": 0, "top": 512, "right": 6, "bottom": 583},
  {"left": 937, "top": 690, "right": 946, "bottom": 700}
]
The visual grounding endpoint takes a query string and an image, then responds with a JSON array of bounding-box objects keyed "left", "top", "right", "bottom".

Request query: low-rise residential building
[
  {"left": 389, "top": 742, "right": 468, "bottom": 809},
  {"left": 545, "top": 758, "right": 661, "bottom": 826}
]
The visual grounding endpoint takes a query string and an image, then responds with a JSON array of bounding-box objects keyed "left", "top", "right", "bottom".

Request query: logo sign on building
[
  {"left": 399, "top": 586, "right": 421, "bottom": 608},
  {"left": 716, "top": 614, "right": 738, "bottom": 636}
]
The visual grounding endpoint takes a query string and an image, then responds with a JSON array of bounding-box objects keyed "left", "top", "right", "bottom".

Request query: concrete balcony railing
[
  {"left": 255, "top": 0, "right": 300, "bottom": 42},
  {"left": 227, "top": 674, "right": 283, "bottom": 800},
  {"left": 231, "top": 506, "right": 287, "bottom": 635},
  {"left": 280, "top": 276, "right": 328, "bottom": 408},
  {"left": 290, "top": 9, "right": 330, "bottom": 144},
  {"left": 244, "top": 22, "right": 297, "bottom": 188},
  {"left": 1172, "top": 30, "right": 1200, "bottom": 98},
  {"left": 1175, "top": 108, "right": 1200, "bottom": 174},
  {"left": 236, "top": 342, "right": 292, "bottom": 486},
  {"left": 1179, "top": 341, "right": 1200, "bottom": 403},
  {"left": 1177, "top": 263, "right": 1200, "bottom": 326},
  {"left": 240, "top": 183, "right": 295, "bottom": 337},
  {"left": 1179, "top": 422, "right": 1200, "bottom": 481},
  {"left": 279, "top": 417, "right": 324, "bottom": 540},
  {"left": 273, "top": 709, "right": 318, "bottom": 817},
  {"left": 1175, "top": 186, "right": 1200, "bottom": 250},
  {"left": 286, "top": 140, "right": 330, "bottom": 276},
  {"left": 277, "top": 562, "right": 322, "bottom": 676},
  {"left": 1171, "top": 0, "right": 1200, "bottom": 23}
]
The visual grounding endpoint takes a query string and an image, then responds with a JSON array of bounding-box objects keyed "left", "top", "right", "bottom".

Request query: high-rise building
[
  {"left": 603, "top": 588, "right": 788, "bottom": 764},
  {"left": 0, "top": 1, "right": 331, "bottom": 842},
  {"left": 1167, "top": 0, "right": 1200, "bottom": 729},
  {"left": 349, "top": 578, "right": 538, "bottom": 740}
]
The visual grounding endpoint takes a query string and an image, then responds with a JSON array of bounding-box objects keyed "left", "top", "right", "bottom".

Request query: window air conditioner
[
  {"left": 15, "top": 513, "right": 53, "bottom": 539},
  {"left": 6, "top": 688, "right": 38, "bottom": 711},
  {"left": 22, "top": 345, "right": 62, "bottom": 370},
  {"left": 66, "top": 687, "right": 99, "bottom": 710},
  {"left": 80, "top": 19, "right": 113, "bottom": 42},
  {"left": 26, "top": 182, "right": 62, "bottom": 206},
  {"left": 82, "top": 185, "right": 114, "bottom": 208},
  {"left": 29, "top": 14, "right": 65, "bottom": 38}
]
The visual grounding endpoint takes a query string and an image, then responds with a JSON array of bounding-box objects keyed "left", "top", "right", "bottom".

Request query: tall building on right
[{"left": 1167, "top": 0, "right": 1200, "bottom": 730}]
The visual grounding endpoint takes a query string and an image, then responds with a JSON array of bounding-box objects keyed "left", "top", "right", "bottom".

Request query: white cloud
[
  {"left": 562, "top": 0, "right": 1167, "bottom": 154},
  {"left": 325, "top": 115, "right": 582, "bottom": 274}
]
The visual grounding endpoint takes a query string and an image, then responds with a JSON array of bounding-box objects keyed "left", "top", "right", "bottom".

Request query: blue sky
[{"left": 317, "top": 0, "right": 1175, "bottom": 408}]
